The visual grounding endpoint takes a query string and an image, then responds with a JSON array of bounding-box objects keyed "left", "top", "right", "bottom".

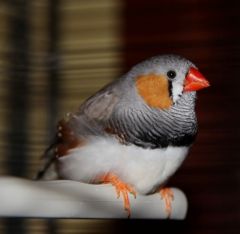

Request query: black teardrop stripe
[{"left": 168, "top": 80, "right": 173, "bottom": 98}]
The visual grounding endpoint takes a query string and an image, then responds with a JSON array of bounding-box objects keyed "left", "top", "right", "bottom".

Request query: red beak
[{"left": 184, "top": 67, "right": 210, "bottom": 92}]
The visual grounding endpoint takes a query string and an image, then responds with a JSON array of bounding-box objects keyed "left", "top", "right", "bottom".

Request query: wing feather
[
  {"left": 79, "top": 83, "right": 120, "bottom": 123},
  {"left": 36, "top": 81, "right": 121, "bottom": 179}
]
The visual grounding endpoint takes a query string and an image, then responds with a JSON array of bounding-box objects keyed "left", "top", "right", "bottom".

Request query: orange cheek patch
[{"left": 136, "top": 74, "right": 173, "bottom": 109}]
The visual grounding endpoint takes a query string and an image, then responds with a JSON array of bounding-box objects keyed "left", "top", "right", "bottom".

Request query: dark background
[
  {"left": 120, "top": 0, "right": 240, "bottom": 233},
  {"left": 0, "top": 0, "right": 239, "bottom": 233}
]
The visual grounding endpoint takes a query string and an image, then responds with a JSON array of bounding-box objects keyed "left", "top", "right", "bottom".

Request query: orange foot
[
  {"left": 160, "top": 188, "right": 174, "bottom": 218},
  {"left": 100, "top": 173, "right": 136, "bottom": 217}
]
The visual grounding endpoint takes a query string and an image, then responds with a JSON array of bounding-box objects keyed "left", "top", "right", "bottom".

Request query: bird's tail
[{"left": 34, "top": 139, "right": 59, "bottom": 180}]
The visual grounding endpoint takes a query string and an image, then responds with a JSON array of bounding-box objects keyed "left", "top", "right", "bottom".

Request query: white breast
[{"left": 57, "top": 137, "right": 189, "bottom": 194}]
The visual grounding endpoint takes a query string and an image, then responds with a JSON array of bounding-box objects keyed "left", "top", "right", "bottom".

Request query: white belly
[{"left": 57, "top": 137, "right": 189, "bottom": 194}]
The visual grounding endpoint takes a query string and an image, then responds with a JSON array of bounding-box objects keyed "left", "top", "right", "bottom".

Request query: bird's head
[{"left": 128, "top": 54, "right": 210, "bottom": 109}]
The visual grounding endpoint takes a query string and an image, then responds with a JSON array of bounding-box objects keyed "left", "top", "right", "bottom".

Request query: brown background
[{"left": 0, "top": 0, "right": 239, "bottom": 233}]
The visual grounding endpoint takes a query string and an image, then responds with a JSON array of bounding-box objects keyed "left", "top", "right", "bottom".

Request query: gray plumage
[{"left": 68, "top": 54, "right": 198, "bottom": 148}]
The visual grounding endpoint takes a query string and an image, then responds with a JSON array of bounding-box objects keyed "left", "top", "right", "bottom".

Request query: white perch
[{"left": 0, "top": 176, "right": 188, "bottom": 219}]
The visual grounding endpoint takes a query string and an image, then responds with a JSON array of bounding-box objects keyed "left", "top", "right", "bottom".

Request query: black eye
[{"left": 167, "top": 70, "right": 176, "bottom": 79}]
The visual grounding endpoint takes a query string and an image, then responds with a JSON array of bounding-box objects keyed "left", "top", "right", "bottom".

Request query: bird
[{"left": 36, "top": 54, "right": 210, "bottom": 217}]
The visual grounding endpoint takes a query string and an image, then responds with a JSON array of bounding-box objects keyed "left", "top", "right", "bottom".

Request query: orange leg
[
  {"left": 160, "top": 188, "right": 174, "bottom": 217},
  {"left": 100, "top": 173, "right": 136, "bottom": 217}
]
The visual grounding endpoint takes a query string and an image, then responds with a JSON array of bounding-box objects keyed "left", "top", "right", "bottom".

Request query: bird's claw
[
  {"left": 160, "top": 188, "right": 174, "bottom": 218},
  {"left": 100, "top": 173, "right": 136, "bottom": 217}
]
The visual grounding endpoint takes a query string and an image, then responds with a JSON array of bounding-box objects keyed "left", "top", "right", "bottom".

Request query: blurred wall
[
  {"left": 0, "top": 0, "right": 122, "bottom": 179},
  {"left": 0, "top": 0, "right": 239, "bottom": 233},
  {"left": 0, "top": 0, "right": 122, "bottom": 233}
]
